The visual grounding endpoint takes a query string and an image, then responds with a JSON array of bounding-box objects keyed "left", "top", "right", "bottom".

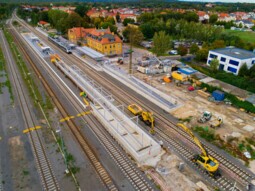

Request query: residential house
[
  {"left": 218, "top": 13, "right": 236, "bottom": 22},
  {"left": 207, "top": 47, "right": 255, "bottom": 75},
  {"left": 197, "top": 11, "right": 209, "bottom": 22},
  {"left": 120, "top": 14, "right": 137, "bottom": 22},
  {"left": 38, "top": 21, "right": 50, "bottom": 28},
  {"left": 235, "top": 20, "right": 254, "bottom": 28},
  {"left": 68, "top": 27, "right": 95, "bottom": 44}
]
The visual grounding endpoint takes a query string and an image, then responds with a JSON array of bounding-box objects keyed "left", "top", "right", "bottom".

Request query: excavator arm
[{"left": 177, "top": 123, "right": 208, "bottom": 157}]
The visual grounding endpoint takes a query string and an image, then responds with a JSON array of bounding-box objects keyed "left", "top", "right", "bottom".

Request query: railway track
[
  {"left": 13, "top": 15, "right": 255, "bottom": 190},
  {"left": 0, "top": 30, "right": 59, "bottom": 191},
  {"left": 9, "top": 18, "right": 156, "bottom": 191},
  {"left": 8, "top": 26, "right": 119, "bottom": 191}
]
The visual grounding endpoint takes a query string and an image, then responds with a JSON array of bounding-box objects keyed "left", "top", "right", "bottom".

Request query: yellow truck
[{"left": 128, "top": 104, "right": 155, "bottom": 134}]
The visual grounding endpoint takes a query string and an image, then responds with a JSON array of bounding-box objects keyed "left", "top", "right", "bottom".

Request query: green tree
[
  {"left": 249, "top": 64, "right": 255, "bottom": 78},
  {"left": 152, "top": 31, "right": 171, "bottom": 56},
  {"left": 99, "top": 22, "right": 117, "bottom": 33},
  {"left": 48, "top": 10, "right": 68, "bottom": 28},
  {"left": 105, "top": 16, "right": 115, "bottom": 25},
  {"left": 38, "top": 11, "right": 49, "bottom": 22},
  {"left": 195, "top": 48, "right": 209, "bottom": 61},
  {"left": 123, "top": 26, "right": 144, "bottom": 46},
  {"left": 177, "top": 45, "right": 188, "bottom": 56},
  {"left": 139, "top": 23, "right": 155, "bottom": 39},
  {"left": 65, "top": 13, "right": 83, "bottom": 29},
  {"left": 238, "top": 63, "right": 249, "bottom": 77},
  {"left": 75, "top": 5, "right": 90, "bottom": 17},
  {"left": 184, "top": 12, "right": 199, "bottom": 22},
  {"left": 212, "top": 40, "right": 226, "bottom": 49},
  {"left": 190, "top": 43, "right": 199, "bottom": 54},
  {"left": 210, "top": 58, "right": 219, "bottom": 72},
  {"left": 123, "top": 18, "right": 135, "bottom": 26},
  {"left": 116, "top": 12, "right": 121, "bottom": 23},
  {"left": 209, "top": 14, "right": 218, "bottom": 24}
]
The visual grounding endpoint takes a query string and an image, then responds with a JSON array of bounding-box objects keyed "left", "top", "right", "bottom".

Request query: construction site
[{"left": 110, "top": 50, "right": 255, "bottom": 188}]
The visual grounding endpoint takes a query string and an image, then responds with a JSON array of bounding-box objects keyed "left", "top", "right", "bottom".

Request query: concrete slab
[{"left": 243, "top": 125, "right": 255, "bottom": 132}]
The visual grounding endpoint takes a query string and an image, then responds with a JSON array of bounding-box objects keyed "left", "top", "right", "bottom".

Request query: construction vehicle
[
  {"left": 210, "top": 117, "right": 223, "bottom": 128},
  {"left": 171, "top": 71, "right": 188, "bottom": 82},
  {"left": 177, "top": 123, "right": 220, "bottom": 178},
  {"left": 128, "top": 104, "right": 155, "bottom": 134},
  {"left": 50, "top": 54, "right": 60, "bottom": 63},
  {"left": 163, "top": 74, "right": 171, "bottom": 83},
  {"left": 198, "top": 111, "right": 212, "bottom": 123},
  {"left": 117, "top": 58, "right": 124, "bottom": 64}
]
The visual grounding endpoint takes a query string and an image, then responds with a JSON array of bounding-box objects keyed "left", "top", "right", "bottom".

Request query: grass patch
[
  {"left": 3, "top": 29, "right": 42, "bottom": 106},
  {"left": 178, "top": 116, "right": 193, "bottom": 123},
  {"left": 0, "top": 41, "right": 14, "bottom": 103},
  {"left": 224, "top": 29, "right": 255, "bottom": 44},
  {"left": 22, "top": 170, "right": 29, "bottom": 176},
  {"left": 192, "top": 126, "right": 250, "bottom": 164}
]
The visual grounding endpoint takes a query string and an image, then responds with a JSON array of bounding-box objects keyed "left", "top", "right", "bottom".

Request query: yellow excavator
[
  {"left": 128, "top": 104, "right": 155, "bottom": 134},
  {"left": 177, "top": 123, "right": 220, "bottom": 178}
]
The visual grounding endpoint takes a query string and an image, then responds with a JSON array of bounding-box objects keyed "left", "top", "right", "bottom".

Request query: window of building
[
  {"left": 110, "top": 45, "right": 112, "bottom": 48},
  {"left": 105, "top": 46, "right": 107, "bottom": 49},
  {"left": 208, "top": 60, "right": 211, "bottom": 64},
  {"left": 209, "top": 54, "right": 217, "bottom": 59},
  {"left": 220, "top": 57, "right": 226, "bottom": 62},
  {"left": 227, "top": 66, "right": 237, "bottom": 73},
  {"left": 252, "top": 60, "right": 255, "bottom": 64},
  {"left": 229, "top": 59, "right": 239, "bottom": 66}
]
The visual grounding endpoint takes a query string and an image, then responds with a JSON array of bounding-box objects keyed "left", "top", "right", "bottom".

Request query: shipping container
[{"left": 212, "top": 90, "right": 225, "bottom": 101}]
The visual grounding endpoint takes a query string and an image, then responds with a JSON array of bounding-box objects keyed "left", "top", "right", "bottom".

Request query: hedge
[{"left": 200, "top": 83, "right": 255, "bottom": 113}]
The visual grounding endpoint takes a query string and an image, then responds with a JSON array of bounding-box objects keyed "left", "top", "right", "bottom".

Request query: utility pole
[{"left": 129, "top": 43, "right": 133, "bottom": 74}]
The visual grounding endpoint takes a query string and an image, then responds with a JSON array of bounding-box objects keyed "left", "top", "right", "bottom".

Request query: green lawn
[{"left": 225, "top": 29, "right": 255, "bottom": 43}]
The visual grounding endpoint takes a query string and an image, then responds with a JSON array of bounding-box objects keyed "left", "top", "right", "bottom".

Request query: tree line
[{"left": 17, "top": 5, "right": 119, "bottom": 35}]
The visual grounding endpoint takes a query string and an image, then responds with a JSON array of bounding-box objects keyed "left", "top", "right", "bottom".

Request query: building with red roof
[{"left": 68, "top": 27, "right": 122, "bottom": 55}]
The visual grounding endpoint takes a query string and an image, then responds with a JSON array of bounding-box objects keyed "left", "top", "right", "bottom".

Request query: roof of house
[
  {"left": 68, "top": 27, "right": 95, "bottom": 38},
  {"left": 210, "top": 47, "right": 255, "bottom": 60},
  {"left": 219, "top": 13, "right": 229, "bottom": 18},
  {"left": 197, "top": 11, "right": 206, "bottom": 17},
  {"left": 38, "top": 21, "right": 49, "bottom": 25}
]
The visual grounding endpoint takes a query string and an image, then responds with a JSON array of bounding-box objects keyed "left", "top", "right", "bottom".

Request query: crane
[{"left": 177, "top": 123, "right": 220, "bottom": 178}]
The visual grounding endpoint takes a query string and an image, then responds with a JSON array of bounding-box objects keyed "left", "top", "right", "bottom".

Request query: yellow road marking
[{"left": 23, "top": 126, "right": 41, "bottom": 134}]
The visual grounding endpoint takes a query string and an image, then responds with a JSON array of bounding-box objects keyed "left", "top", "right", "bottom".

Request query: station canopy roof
[{"left": 77, "top": 46, "right": 105, "bottom": 60}]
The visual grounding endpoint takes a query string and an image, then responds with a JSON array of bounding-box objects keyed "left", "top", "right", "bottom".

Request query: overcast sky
[{"left": 182, "top": 0, "right": 255, "bottom": 3}]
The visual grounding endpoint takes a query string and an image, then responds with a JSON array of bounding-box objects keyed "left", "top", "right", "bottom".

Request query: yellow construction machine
[
  {"left": 128, "top": 104, "right": 155, "bottom": 134},
  {"left": 50, "top": 54, "right": 61, "bottom": 64},
  {"left": 177, "top": 123, "right": 220, "bottom": 178}
]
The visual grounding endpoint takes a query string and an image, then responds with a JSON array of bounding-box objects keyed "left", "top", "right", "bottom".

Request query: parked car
[{"left": 168, "top": 50, "right": 178, "bottom": 55}]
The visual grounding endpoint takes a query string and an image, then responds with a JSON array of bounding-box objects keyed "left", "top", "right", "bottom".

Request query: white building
[
  {"left": 207, "top": 47, "right": 255, "bottom": 75},
  {"left": 235, "top": 20, "right": 254, "bottom": 29}
]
